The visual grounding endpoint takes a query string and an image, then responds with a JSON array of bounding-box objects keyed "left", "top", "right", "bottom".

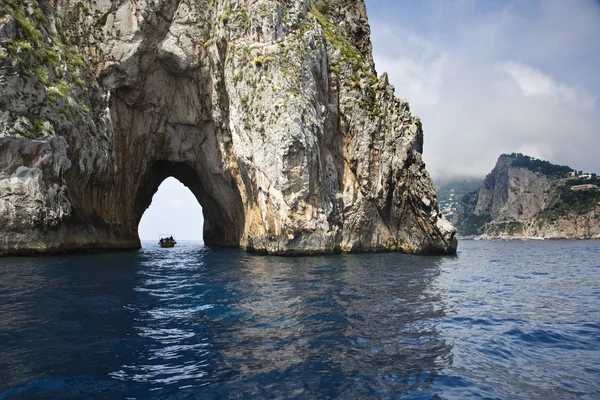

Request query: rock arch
[
  {"left": 0, "top": 0, "right": 457, "bottom": 255},
  {"left": 134, "top": 161, "right": 244, "bottom": 247}
]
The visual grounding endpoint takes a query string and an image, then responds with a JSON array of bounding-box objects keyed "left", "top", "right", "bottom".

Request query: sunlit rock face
[
  {"left": 453, "top": 154, "right": 600, "bottom": 239},
  {"left": 0, "top": 0, "right": 457, "bottom": 255}
]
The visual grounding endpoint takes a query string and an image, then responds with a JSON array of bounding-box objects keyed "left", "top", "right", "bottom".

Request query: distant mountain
[
  {"left": 452, "top": 153, "right": 600, "bottom": 239},
  {"left": 434, "top": 177, "right": 483, "bottom": 221}
]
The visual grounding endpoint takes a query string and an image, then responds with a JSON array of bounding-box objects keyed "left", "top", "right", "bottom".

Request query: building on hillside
[
  {"left": 571, "top": 184, "right": 598, "bottom": 191},
  {"left": 568, "top": 172, "right": 596, "bottom": 180}
]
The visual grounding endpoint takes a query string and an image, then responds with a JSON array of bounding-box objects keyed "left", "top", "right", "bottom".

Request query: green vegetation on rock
[
  {"left": 460, "top": 214, "right": 492, "bottom": 236},
  {"left": 454, "top": 153, "right": 600, "bottom": 238},
  {"left": 537, "top": 183, "right": 600, "bottom": 221},
  {"left": 309, "top": 3, "right": 381, "bottom": 118},
  {"left": 1, "top": 0, "right": 94, "bottom": 137},
  {"left": 487, "top": 220, "right": 524, "bottom": 236},
  {"left": 509, "top": 153, "right": 573, "bottom": 178}
]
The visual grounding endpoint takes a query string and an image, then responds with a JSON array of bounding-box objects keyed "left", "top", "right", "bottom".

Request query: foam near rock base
[{"left": 0, "top": 0, "right": 457, "bottom": 255}]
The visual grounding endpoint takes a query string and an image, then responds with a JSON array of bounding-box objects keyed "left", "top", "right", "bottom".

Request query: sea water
[{"left": 0, "top": 240, "right": 599, "bottom": 399}]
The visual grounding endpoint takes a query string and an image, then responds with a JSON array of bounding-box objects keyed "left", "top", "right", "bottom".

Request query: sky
[
  {"left": 139, "top": 0, "right": 600, "bottom": 240},
  {"left": 366, "top": 0, "right": 600, "bottom": 179},
  {"left": 138, "top": 178, "right": 204, "bottom": 241}
]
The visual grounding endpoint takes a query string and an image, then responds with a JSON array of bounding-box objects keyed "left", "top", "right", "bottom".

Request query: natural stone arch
[
  {"left": 0, "top": 0, "right": 457, "bottom": 255},
  {"left": 133, "top": 161, "right": 245, "bottom": 247}
]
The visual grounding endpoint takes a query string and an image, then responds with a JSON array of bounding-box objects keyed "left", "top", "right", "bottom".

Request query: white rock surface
[{"left": 0, "top": 0, "right": 457, "bottom": 255}]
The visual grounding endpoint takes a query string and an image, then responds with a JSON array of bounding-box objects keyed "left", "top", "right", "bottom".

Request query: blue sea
[{"left": 1, "top": 240, "right": 599, "bottom": 399}]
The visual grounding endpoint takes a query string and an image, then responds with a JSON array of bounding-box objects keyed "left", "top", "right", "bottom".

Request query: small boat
[{"left": 159, "top": 234, "right": 177, "bottom": 248}]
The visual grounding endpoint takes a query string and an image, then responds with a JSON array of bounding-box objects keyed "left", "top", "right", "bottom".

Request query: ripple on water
[{"left": 0, "top": 241, "right": 599, "bottom": 399}]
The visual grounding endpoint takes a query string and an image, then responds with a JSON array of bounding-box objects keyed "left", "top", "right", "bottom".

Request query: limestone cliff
[
  {"left": 0, "top": 0, "right": 457, "bottom": 255},
  {"left": 453, "top": 154, "right": 600, "bottom": 239}
]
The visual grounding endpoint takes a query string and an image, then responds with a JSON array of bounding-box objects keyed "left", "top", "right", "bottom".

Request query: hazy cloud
[{"left": 366, "top": 0, "right": 600, "bottom": 179}]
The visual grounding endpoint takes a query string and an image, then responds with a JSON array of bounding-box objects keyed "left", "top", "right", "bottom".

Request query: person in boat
[{"left": 169, "top": 236, "right": 173, "bottom": 242}]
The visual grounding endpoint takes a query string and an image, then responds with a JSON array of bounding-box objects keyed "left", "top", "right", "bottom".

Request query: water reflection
[
  {"left": 109, "top": 245, "right": 215, "bottom": 388},
  {"left": 194, "top": 252, "right": 450, "bottom": 398},
  {"left": 1, "top": 245, "right": 451, "bottom": 399},
  {"left": 2, "top": 241, "right": 600, "bottom": 399}
]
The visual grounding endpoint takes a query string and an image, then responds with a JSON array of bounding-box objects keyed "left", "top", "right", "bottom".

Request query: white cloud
[
  {"left": 500, "top": 61, "right": 596, "bottom": 109},
  {"left": 367, "top": 0, "right": 600, "bottom": 179},
  {"left": 373, "top": 28, "right": 451, "bottom": 106}
]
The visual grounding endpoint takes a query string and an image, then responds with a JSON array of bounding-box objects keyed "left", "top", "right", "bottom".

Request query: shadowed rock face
[{"left": 0, "top": 0, "right": 457, "bottom": 255}]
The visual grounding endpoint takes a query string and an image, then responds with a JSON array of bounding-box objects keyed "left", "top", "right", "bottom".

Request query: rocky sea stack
[
  {"left": 0, "top": 0, "right": 456, "bottom": 255},
  {"left": 453, "top": 153, "right": 600, "bottom": 239}
]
